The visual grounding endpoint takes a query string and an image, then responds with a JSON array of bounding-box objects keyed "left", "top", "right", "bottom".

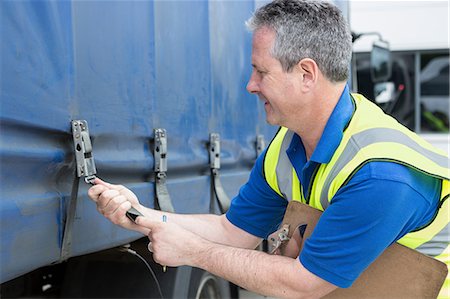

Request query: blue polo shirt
[{"left": 226, "top": 85, "right": 441, "bottom": 288}]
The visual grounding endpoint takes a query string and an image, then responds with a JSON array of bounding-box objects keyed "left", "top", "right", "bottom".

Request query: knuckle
[
  {"left": 98, "top": 192, "right": 109, "bottom": 202},
  {"left": 107, "top": 189, "right": 120, "bottom": 197},
  {"left": 88, "top": 186, "right": 101, "bottom": 199},
  {"left": 118, "top": 201, "right": 130, "bottom": 212},
  {"left": 111, "top": 196, "right": 122, "bottom": 205}
]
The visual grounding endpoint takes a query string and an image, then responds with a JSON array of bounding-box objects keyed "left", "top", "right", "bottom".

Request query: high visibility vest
[{"left": 264, "top": 93, "right": 450, "bottom": 296}]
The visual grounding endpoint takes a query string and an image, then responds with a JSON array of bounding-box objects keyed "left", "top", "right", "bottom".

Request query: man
[{"left": 89, "top": 0, "right": 449, "bottom": 298}]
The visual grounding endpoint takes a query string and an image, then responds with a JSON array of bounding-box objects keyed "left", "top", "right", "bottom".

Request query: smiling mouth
[{"left": 258, "top": 95, "right": 268, "bottom": 105}]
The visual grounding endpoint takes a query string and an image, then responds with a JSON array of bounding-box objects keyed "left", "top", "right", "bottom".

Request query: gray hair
[{"left": 246, "top": 0, "right": 352, "bottom": 83}]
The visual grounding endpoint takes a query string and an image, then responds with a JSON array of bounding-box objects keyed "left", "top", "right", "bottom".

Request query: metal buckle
[{"left": 71, "top": 120, "right": 97, "bottom": 184}]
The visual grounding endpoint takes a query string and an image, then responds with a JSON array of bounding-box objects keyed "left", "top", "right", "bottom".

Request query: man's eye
[{"left": 252, "top": 66, "right": 266, "bottom": 76}]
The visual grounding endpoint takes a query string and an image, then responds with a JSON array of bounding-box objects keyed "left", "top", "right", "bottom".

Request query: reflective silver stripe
[
  {"left": 415, "top": 222, "right": 449, "bottom": 257},
  {"left": 320, "top": 128, "right": 450, "bottom": 209},
  {"left": 276, "top": 130, "right": 295, "bottom": 201}
]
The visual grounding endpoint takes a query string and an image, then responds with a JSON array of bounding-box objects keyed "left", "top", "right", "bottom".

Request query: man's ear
[{"left": 296, "top": 58, "right": 319, "bottom": 90}]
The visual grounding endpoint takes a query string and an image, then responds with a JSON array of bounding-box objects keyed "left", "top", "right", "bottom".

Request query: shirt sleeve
[
  {"left": 299, "top": 161, "right": 441, "bottom": 288},
  {"left": 226, "top": 149, "right": 288, "bottom": 239}
]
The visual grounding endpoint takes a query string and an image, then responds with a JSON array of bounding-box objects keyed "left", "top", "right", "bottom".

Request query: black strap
[
  {"left": 211, "top": 169, "right": 230, "bottom": 214},
  {"left": 60, "top": 171, "right": 80, "bottom": 262},
  {"left": 155, "top": 173, "right": 175, "bottom": 213}
]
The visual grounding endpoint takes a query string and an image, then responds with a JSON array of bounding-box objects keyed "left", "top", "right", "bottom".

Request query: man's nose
[{"left": 246, "top": 72, "right": 259, "bottom": 94}]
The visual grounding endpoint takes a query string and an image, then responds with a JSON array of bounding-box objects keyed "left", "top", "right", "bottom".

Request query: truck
[{"left": 1, "top": 1, "right": 279, "bottom": 297}]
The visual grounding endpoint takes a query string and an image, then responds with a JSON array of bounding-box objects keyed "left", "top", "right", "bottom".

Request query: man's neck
[{"left": 292, "top": 82, "right": 346, "bottom": 160}]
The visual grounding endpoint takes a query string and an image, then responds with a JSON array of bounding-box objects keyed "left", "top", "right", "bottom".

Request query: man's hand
[
  {"left": 87, "top": 178, "right": 150, "bottom": 235},
  {"left": 135, "top": 216, "right": 206, "bottom": 268}
]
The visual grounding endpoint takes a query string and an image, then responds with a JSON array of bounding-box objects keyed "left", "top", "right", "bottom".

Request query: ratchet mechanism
[{"left": 72, "top": 120, "right": 97, "bottom": 185}]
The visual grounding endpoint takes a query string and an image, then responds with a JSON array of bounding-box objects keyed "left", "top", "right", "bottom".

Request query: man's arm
[
  {"left": 198, "top": 244, "right": 337, "bottom": 299},
  {"left": 137, "top": 217, "right": 337, "bottom": 299},
  {"left": 151, "top": 212, "right": 262, "bottom": 249},
  {"left": 88, "top": 178, "right": 261, "bottom": 249}
]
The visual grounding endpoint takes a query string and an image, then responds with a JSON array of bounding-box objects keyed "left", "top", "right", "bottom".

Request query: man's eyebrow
[{"left": 252, "top": 64, "right": 265, "bottom": 71}]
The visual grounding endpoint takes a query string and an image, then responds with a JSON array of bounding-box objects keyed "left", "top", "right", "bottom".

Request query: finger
[
  {"left": 88, "top": 185, "right": 108, "bottom": 202},
  {"left": 94, "top": 178, "right": 127, "bottom": 192},
  {"left": 135, "top": 216, "right": 161, "bottom": 229},
  {"left": 97, "top": 189, "right": 121, "bottom": 209},
  {"left": 93, "top": 177, "right": 113, "bottom": 188},
  {"left": 95, "top": 179, "right": 139, "bottom": 204},
  {"left": 117, "top": 187, "right": 139, "bottom": 205},
  {"left": 100, "top": 195, "right": 128, "bottom": 216},
  {"left": 108, "top": 202, "right": 151, "bottom": 235},
  {"left": 104, "top": 181, "right": 128, "bottom": 192},
  {"left": 147, "top": 241, "right": 153, "bottom": 253},
  {"left": 108, "top": 200, "right": 132, "bottom": 225}
]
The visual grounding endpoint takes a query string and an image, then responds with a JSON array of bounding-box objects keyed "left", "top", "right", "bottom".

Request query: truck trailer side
[{"left": 1, "top": 1, "right": 276, "bottom": 297}]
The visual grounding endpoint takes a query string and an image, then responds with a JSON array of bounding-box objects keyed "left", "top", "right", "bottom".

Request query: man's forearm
[
  {"left": 134, "top": 213, "right": 336, "bottom": 298},
  {"left": 193, "top": 240, "right": 336, "bottom": 299},
  {"left": 140, "top": 206, "right": 255, "bottom": 247}
]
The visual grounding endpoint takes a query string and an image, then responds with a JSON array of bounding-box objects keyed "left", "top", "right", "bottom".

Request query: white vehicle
[{"left": 350, "top": 1, "right": 449, "bottom": 153}]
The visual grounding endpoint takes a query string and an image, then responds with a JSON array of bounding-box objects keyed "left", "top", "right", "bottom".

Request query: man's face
[{"left": 246, "top": 27, "right": 301, "bottom": 127}]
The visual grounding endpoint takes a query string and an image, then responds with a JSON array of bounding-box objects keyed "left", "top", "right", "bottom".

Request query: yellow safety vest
[{"left": 264, "top": 93, "right": 450, "bottom": 297}]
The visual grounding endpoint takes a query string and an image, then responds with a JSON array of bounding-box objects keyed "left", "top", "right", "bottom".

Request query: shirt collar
[{"left": 308, "top": 84, "right": 354, "bottom": 164}]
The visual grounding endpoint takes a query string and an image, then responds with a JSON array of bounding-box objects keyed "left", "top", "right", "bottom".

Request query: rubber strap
[
  {"left": 211, "top": 169, "right": 230, "bottom": 213},
  {"left": 155, "top": 173, "right": 175, "bottom": 213},
  {"left": 60, "top": 172, "right": 80, "bottom": 262}
]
